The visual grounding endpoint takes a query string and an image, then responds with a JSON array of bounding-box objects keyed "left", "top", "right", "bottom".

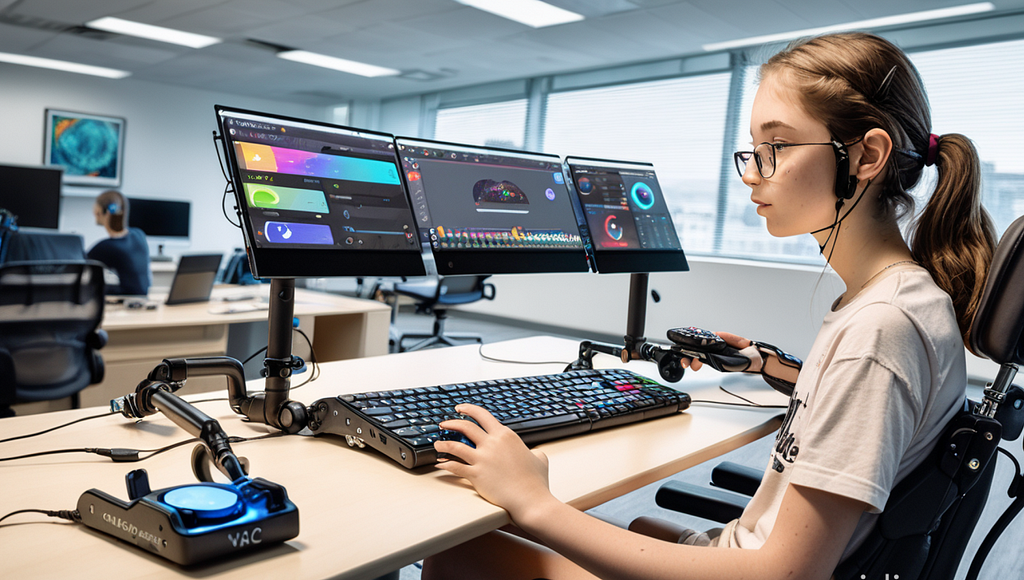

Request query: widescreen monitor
[
  {"left": 127, "top": 197, "right": 190, "bottom": 239},
  {"left": 395, "top": 138, "right": 589, "bottom": 275},
  {"left": 215, "top": 106, "right": 425, "bottom": 278},
  {"left": 565, "top": 157, "right": 688, "bottom": 274},
  {"left": 0, "top": 164, "right": 62, "bottom": 229}
]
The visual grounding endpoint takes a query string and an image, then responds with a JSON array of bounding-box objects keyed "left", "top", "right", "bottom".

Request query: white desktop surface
[{"left": 0, "top": 336, "right": 785, "bottom": 580}]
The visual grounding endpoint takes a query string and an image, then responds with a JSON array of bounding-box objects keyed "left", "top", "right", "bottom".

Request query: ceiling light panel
[
  {"left": 277, "top": 50, "right": 400, "bottom": 77},
  {"left": 0, "top": 51, "right": 130, "bottom": 78},
  {"left": 455, "top": 0, "right": 584, "bottom": 28},
  {"left": 86, "top": 16, "right": 221, "bottom": 49}
]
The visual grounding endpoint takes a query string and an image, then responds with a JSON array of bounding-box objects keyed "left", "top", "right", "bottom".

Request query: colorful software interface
[
  {"left": 220, "top": 111, "right": 419, "bottom": 252},
  {"left": 396, "top": 139, "right": 584, "bottom": 252},
  {"left": 566, "top": 158, "right": 682, "bottom": 251}
]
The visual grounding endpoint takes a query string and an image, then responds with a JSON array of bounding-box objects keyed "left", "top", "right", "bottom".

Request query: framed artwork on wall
[{"left": 43, "top": 108, "right": 126, "bottom": 187}]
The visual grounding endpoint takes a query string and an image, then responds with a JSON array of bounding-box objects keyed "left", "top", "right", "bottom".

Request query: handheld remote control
[{"left": 666, "top": 327, "right": 753, "bottom": 373}]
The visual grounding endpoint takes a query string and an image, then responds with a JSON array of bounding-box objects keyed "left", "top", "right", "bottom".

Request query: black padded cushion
[{"left": 969, "top": 215, "right": 1024, "bottom": 365}]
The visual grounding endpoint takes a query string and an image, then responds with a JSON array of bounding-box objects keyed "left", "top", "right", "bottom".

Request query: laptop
[{"left": 165, "top": 254, "right": 223, "bottom": 305}]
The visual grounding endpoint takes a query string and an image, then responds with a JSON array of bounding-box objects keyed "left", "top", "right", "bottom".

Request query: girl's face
[
  {"left": 742, "top": 73, "right": 844, "bottom": 238},
  {"left": 93, "top": 204, "right": 106, "bottom": 227}
]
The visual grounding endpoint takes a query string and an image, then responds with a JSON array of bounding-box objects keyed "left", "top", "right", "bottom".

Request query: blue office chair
[
  {"left": 630, "top": 214, "right": 1024, "bottom": 579},
  {"left": 0, "top": 230, "right": 86, "bottom": 263},
  {"left": 0, "top": 261, "right": 108, "bottom": 417},
  {"left": 391, "top": 275, "right": 496, "bottom": 352}
]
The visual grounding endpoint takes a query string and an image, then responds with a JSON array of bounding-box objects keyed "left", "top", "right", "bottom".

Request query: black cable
[
  {"left": 212, "top": 131, "right": 242, "bottom": 229},
  {"left": 0, "top": 410, "right": 115, "bottom": 444},
  {"left": 221, "top": 181, "right": 241, "bottom": 229},
  {"left": 291, "top": 327, "right": 320, "bottom": 389},
  {"left": 690, "top": 386, "right": 787, "bottom": 409},
  {"left": 477, "top": 342, "right": 570, "bottom": 366},
  {"left": 243, "top": 346, "right": 268, "bottom": 365},
  {"left": 1, "top": 432, "right": 288, "bottom": 464},
  {"left": 0, "top": 508, "right": 80, "bottom": 527}
]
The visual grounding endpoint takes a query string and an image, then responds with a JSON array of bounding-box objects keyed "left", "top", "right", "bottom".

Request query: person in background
[{"left": 88, "top": 190, "right": 150, "bottom": 296}]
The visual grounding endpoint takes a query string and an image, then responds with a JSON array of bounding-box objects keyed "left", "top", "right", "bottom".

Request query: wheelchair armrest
[
  {"left": 711, "top": 461, "right": 764, "bottom": 497},
  {"left": 655, "top": 480, "right": 748, "bottom": 524}
]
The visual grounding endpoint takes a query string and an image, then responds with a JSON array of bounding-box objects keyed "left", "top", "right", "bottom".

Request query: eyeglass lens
[{"left": 734, "top": 143, "right": 776, "bottom": 179}]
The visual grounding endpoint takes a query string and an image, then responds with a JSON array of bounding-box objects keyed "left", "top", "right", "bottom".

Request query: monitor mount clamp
[{"left": 565, "top": 272, "right": 686, "bottom": 383}]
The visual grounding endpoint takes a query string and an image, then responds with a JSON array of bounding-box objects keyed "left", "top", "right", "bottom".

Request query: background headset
[{"left": 106, "top": 202, "right": 120, "bottom": 215}]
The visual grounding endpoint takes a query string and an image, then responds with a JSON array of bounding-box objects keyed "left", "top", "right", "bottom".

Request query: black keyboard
[{"left": 307, "top": 368, "right": 690, "bottom": 469}]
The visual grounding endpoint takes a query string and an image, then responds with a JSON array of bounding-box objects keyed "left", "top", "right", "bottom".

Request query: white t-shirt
[{"left": 714, "top": 267, "right": 966, "bottom": 560}]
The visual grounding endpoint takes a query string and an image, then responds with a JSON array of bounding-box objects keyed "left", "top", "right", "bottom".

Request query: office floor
[{"left": 388, "top": 308, "right": 1024, "bottom": 580}]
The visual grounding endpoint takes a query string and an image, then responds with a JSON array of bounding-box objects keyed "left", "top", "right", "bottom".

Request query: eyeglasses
[{"left": 734, "top": 140, "right": 841, "bottom": 179}]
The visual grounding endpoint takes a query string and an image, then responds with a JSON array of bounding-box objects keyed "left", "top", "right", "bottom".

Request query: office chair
[
  {"left": 391, "top": 275, "right": 496, "bottom": 352},
  {"left": 629, "top": 214, "right": 1024, "bottom": 580},
  {"left": 0, "top": 261, "right": 108, "bottom": 417},
  {"left": 0, "top": 230, "right": 86, "bottom": 263}
]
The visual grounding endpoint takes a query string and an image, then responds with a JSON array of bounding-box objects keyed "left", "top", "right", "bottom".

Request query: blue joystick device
[{"left": 78, "top": 469, "right": 299, "bottom": 565}]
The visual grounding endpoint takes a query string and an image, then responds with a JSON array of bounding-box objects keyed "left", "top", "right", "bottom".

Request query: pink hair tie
[{"left": 925, "top": 133, "right": 940, "bottom": 167}]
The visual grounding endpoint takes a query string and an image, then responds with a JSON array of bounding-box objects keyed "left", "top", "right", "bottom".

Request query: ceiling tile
[
  {"left": 318, "top": 0, "right": 459, "bottom": 29},
  {"left": 30, "top": 32, "right": 180, "bottom": 68},
  {"left": 10, "top": 0, "right": 153, "bottom": 24},
  {"left": 0, "top": 21, "right": 60, "bottom": 52}
]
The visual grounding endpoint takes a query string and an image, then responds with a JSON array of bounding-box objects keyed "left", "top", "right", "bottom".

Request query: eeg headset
[{"left": 830, "top": 137, "right": 860, "bottom": 201}]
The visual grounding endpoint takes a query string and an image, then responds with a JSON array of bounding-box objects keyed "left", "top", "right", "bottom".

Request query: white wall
[
  {"left": 459, "top": 257, "right": 843, "bottom": 361},
  {"left": 0, "top": 62, "right": 325, "bottom": 258}
]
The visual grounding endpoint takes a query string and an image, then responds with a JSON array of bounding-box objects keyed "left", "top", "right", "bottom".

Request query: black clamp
[{"left": 261, "top": 355, "right": 304, "bottom": 379}]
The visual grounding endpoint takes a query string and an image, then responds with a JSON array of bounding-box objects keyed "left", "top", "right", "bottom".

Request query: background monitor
[
  {"left": 215, "top": 106, "right": 425, "bottom": 278},
  {"left": 127, "top": 197, "right": 191, "bottom": 258},
  {"left": 565, "top": 157, "right": 688, "bottom": 274},
  {"left": 396, "top": 138, "right": 589, "bottom": 275},
  {"left": 0, "top": 164, "right": 62, "bottom": 229}
]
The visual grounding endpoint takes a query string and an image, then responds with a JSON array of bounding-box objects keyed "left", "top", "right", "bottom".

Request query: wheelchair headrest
[{"left": 969, "top": 215, "right": 1024, "bottom": 366}]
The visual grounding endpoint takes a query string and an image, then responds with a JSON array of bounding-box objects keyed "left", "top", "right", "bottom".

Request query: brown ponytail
[
  {"left": 95, "top": 190, "right": 128, "bottom": 233},
  {"left": 762, "top": 32, "right": 996, "bottom": 352},
  {"left": 910, "top": 134, "right": 996, "bottom": 350}
]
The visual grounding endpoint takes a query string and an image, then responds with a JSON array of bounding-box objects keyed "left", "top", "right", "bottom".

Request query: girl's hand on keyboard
[{"left": 434, "top": 403, "right": 555, "bottom": 522}]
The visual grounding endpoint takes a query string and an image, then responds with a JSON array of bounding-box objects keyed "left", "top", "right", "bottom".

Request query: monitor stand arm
[
  {"left": 112, "top": 278, "right": 309, "bottom": 434},
  {"left": 566, "top": 273, "right": 686, "bottom": 383}
]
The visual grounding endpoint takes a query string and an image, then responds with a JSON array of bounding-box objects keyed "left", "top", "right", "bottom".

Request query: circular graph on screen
[
  {"left": 630, "top": 182, "right": 655, "bottom": 210},
  {"left": 604, "top": 215, "right": 623, "bottom": 241},
  {"left": 577, "top": 177, "right": 593, "bottom": 194}
]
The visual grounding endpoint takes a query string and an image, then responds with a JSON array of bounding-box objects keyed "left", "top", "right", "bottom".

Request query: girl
[
  {"left": 89, "top": 190, "right": 151, "bottom": 296},
  {"left": 422, "top": 32, "right": 995, "bottom": 579}
]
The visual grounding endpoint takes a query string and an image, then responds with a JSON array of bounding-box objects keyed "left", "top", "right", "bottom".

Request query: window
[
  {"left": 911, "top": 38, "right": 1024, "bottom": 239},
  {"left": 421, "top": 35, "right": 1024, "bottom": 264},
  {"left": 434, "top": 99, "right": 528, "bottom": 150},
  {"left": 542, "top": 74, "right": 732, "bottom": 254}
]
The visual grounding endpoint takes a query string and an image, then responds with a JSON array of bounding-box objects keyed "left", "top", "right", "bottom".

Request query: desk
[
  {"left": 0, "top": 336, "right": 785, "bottom": 580},
  {"left": 14, "top": 286, "right": 390, "bottom": 413}
]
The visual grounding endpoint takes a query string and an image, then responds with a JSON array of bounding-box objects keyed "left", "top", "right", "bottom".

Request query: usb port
[{"left": 379, "top": 434, "right": 387, "bottom": 445}]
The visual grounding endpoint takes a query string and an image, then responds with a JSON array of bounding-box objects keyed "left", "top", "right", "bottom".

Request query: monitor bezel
[
  {"left": 126, "top": 197, "right": 191, "bottom": 240},
  {"left": 0, "top": 163, "right": 62, "bottom": 230},
  {"left": 395, "top": 136, "right": 590, "bottom": 276},
  {"left": 215, "top": 105, "right": 425, "bottom": 279},
  {"left": 565, "top": 156, "right": 689, "bottom": 274}
]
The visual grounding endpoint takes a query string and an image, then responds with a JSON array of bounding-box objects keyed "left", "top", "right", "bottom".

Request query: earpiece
[
  {"left": 831, "top": 138, "right": 859, "bottom": 200},
  {"left": 106, "top": 202, "right": 120, "bottom": 215}
]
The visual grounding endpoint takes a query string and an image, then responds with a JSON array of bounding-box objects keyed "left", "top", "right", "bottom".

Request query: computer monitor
[
  {"left": 0, "top": 164, "right": 62, "bottom": 229},
  {"left": 215, "top": 106, "right": 425, "bottom": 278},
  {"left": 564, "top": 157, "right": 688, "bottom": 274},
  {"left": 395, "top": 138, "right": 589, "bottom": 275},
  {"left": 126, "top": 197, "right": 191, "bottom": 258}
]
